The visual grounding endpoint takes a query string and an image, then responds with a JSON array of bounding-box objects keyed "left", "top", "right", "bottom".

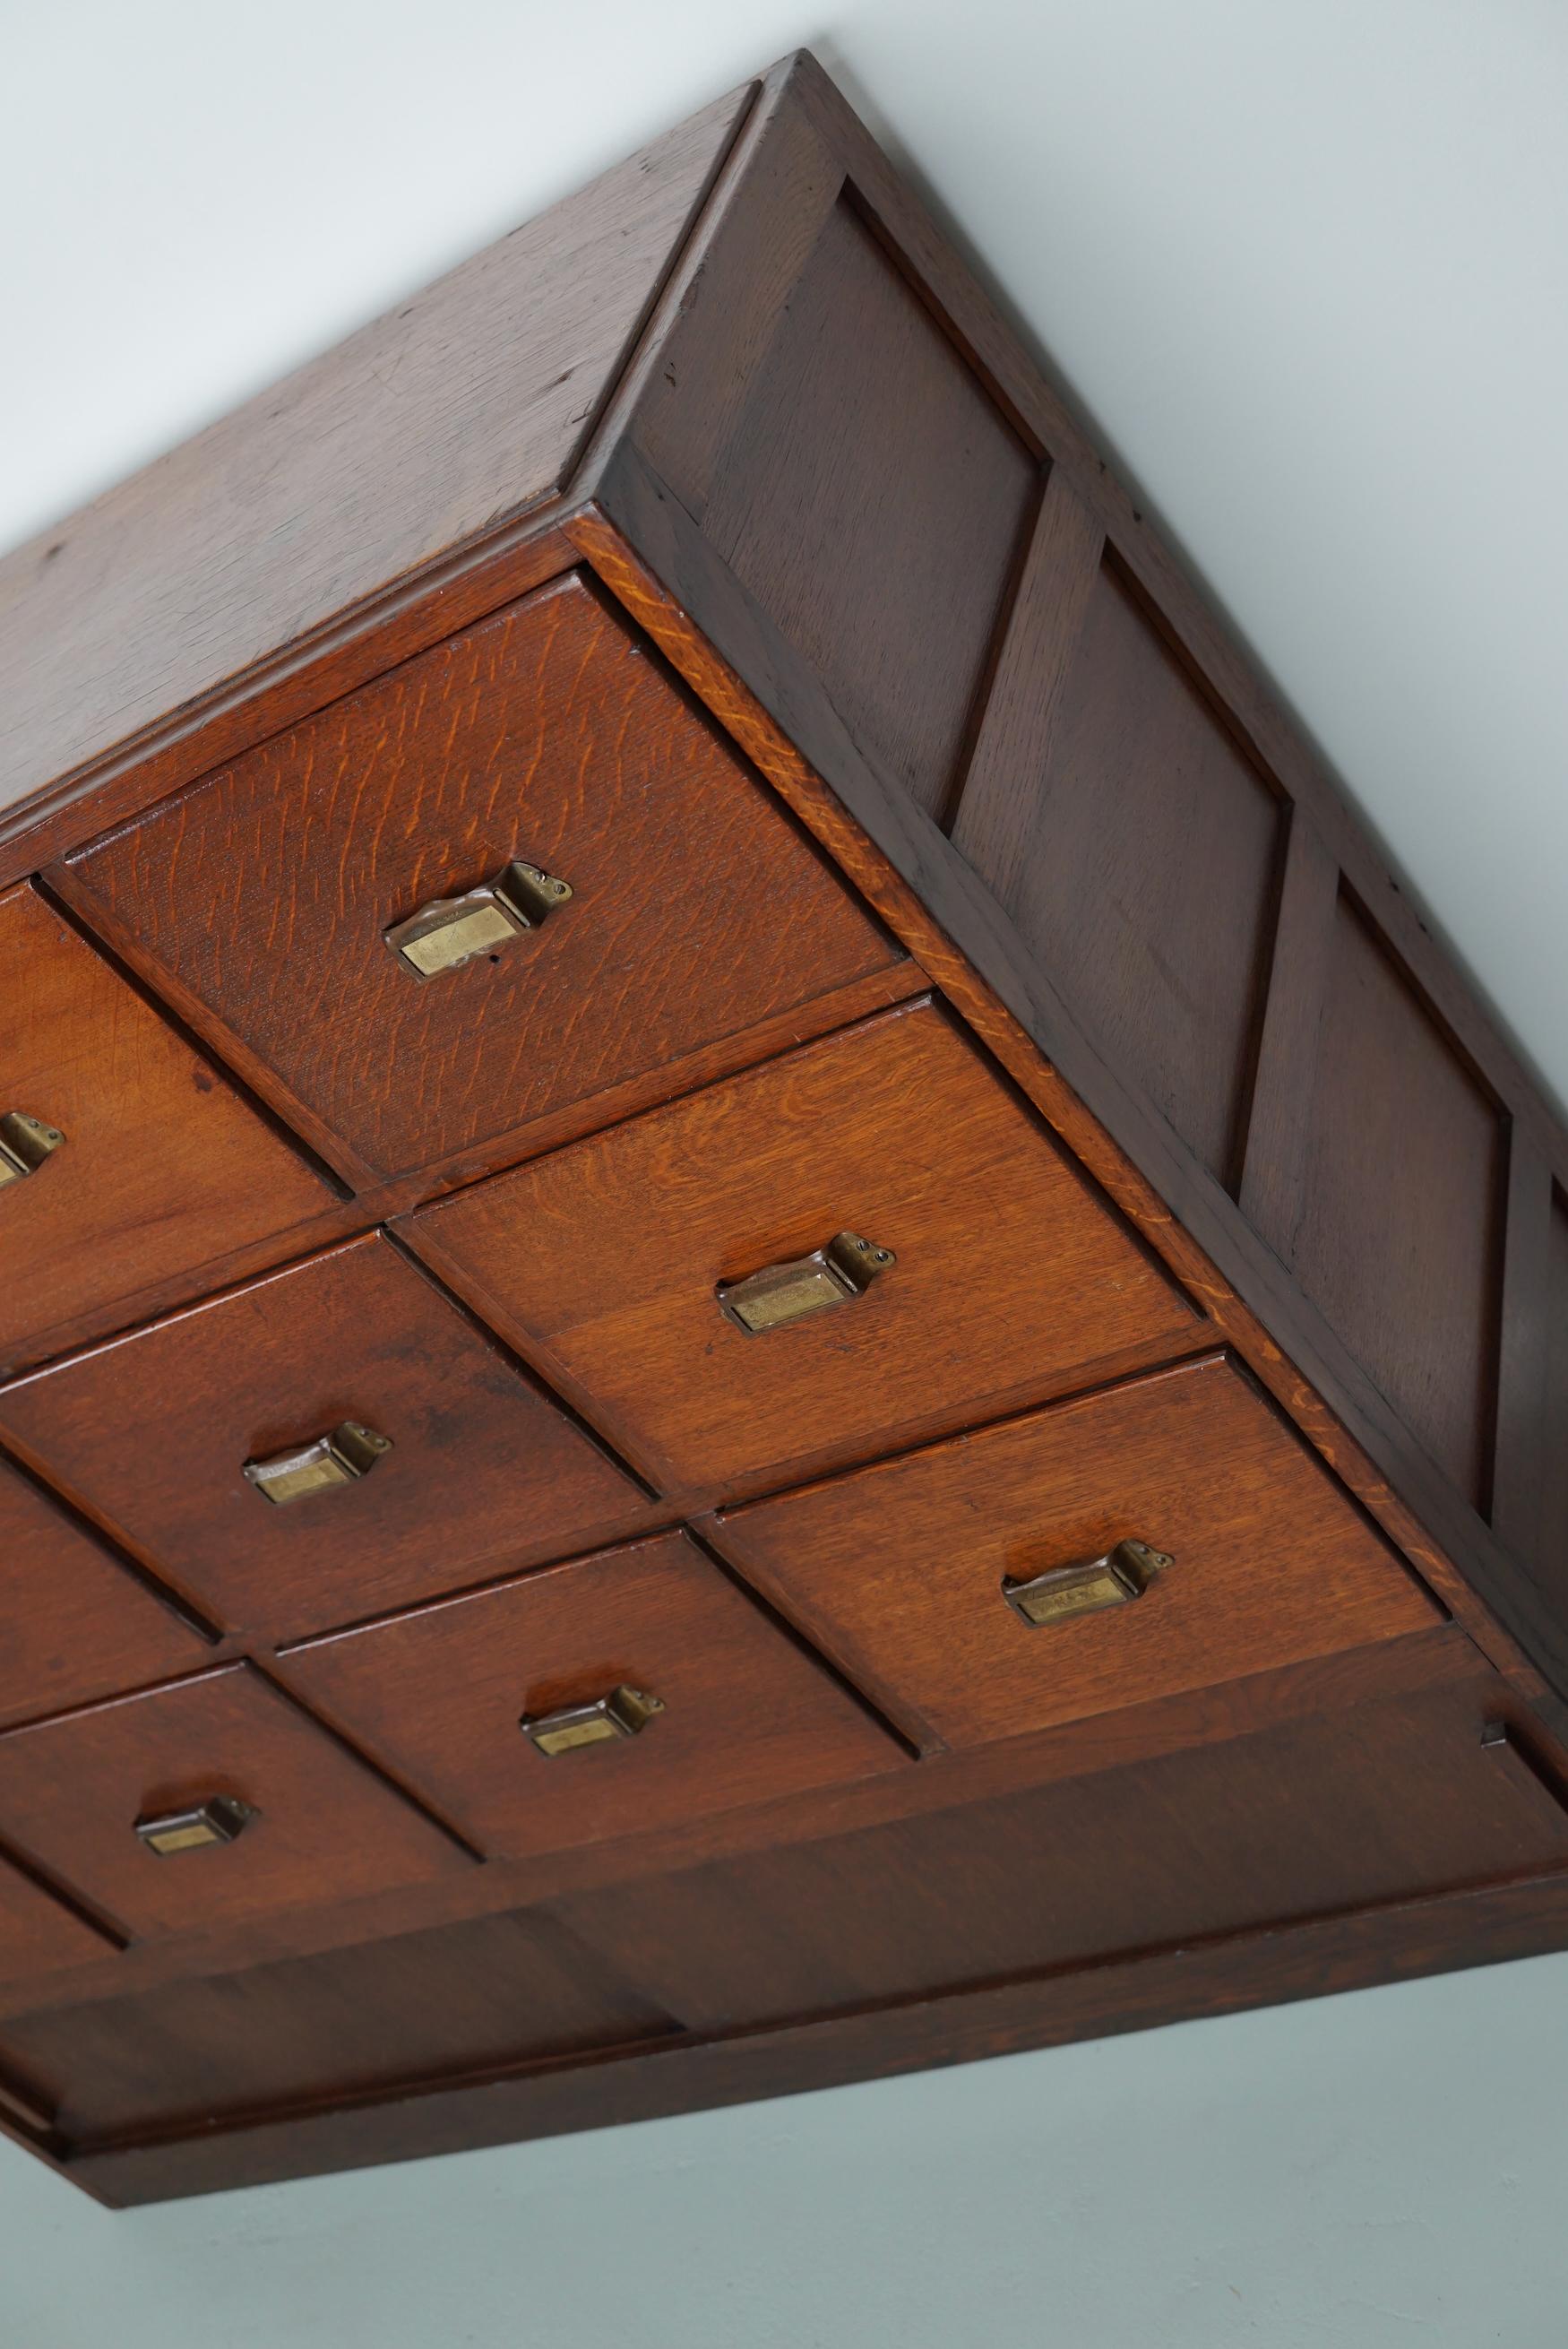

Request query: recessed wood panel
[
  {"left": 0, "top": 1908, "right": 673, "bottom": 2142},
  {"left": 413, "top": 1002, "right": 1198, "bottom": 1492},
  {"left": 1004, "top": 559, "right": 1284, "bottom": 1182},
  {"left": 283, "top": 1532, "right": 904, "bottom": 1860},
  {"left": 0, "top": 1456, "right": 205, "bottom": 1730},
  {"left": 700, "top": 197, "right": 1038, "bottom": 819},
  {"left": 0, "top": 1235, "right": 648, "bottom": 1640},
  {"left": 715, "top": 1355, "right": 1438, "bottom": 1750},
  {"left": 0, "top": 882, "right": 329, "bottom": 1368},
  {"left": 67, "top": 574, "right": 906, "bottom": 1181},
  {"left": 0, "top": 1666, "right": 466, "bottom": 1939},
  {"left": 556, "top": 1676, "right": 1568, "bottom": 2032},
  {"left": 1293, "top": 894, "right": 1506, "bottom": 1506}
]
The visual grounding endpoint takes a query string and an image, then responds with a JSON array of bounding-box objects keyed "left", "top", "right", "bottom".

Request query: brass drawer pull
[
  {"left": 521, "top": 1684, "right": 665, "bottom": 1757},
  {"left": 385, "top": 859, "right": 573, "bottom": 979},
  {"left": 718, "top": 1231, "right": 895, "bottom": 1335},
  {"left": 0, "top": 1111, "right": 65, "bottom": 1184},
  {"left": 1004, "top": 1537, "right": 1172, "bottom": 1628},
  {"left": 243, "top": 1420, "right": 392, "bottom": 1507},
  {"left": 135, "top": 1796, "right": 257, "bottom": 1856}
]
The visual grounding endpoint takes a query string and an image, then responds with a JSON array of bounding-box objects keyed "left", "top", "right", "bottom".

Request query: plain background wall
[{"left": 3, "top": 3, "right": 1567, "bottom": 2339}]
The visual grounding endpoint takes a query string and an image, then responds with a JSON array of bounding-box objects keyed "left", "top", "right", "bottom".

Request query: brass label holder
[
  {"left": 1003, "top": 1537, "right": 1172, "bottom": 1628},
  {"left": 385, "top": 859, "right": 573, "bottom": 980},
  {"left": 0, "top": 1111, "right": 65, "bottom": 1185},
  {"left": 243, "top": 1420, "right": 392, "bottom": 1507},
  {"left": 718, "top": 1231, "right": 895, "bottom": 1335},
  {"left": 135, "top": 1796, "right": 257, "bottom": 1857},
  {"left": 521, "top": 1685, "right": 665, "bottom": 1758}
]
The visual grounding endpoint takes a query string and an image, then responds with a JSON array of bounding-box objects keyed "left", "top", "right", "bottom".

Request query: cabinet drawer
[
  {"left": 713, "top": 1354, "right": 1443, "bottom": 1749},
  {"left": 0, "top": 884, "right": 329, "bottom": 1366},
  {"left": 283, "top": 1531, "right": 905, "bottom": 1861},
  {"left": 0, "top": 1666, "right": 466, "bottom": 1939},
  {"left": 0, "top": 1235, "right": 649, "bottom": 1640},
  {"left": 65, "top": 574, "right": 909, "bottom": 1182},
  {"left": 0, "top": 1849, "right": 114, "bottom": 1988},
  {"left": 413, "top": 1000, "right": 1199, "bottom": 1493},
  {"left": 0, "top": 1457, "right": 205, "bottom": 1728}
]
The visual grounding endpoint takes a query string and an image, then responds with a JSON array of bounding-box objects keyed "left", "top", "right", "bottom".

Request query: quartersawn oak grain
[
  {"left": 410, "top": 998, "right": 1199, "bottom": 1493},
  {"left": 66, "top": 572, "right": 909, "bottom": 1182},
  {"left": 712, "top": 1353, "right": 1440, "bottom": 1750},
  {"left": 0, "top": 881, "right": 331, "bottom": 1369}
]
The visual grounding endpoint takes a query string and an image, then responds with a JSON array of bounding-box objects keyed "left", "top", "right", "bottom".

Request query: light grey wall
[{"left": 4, "top": 1948, "right": 1566, "bottom": 2346}]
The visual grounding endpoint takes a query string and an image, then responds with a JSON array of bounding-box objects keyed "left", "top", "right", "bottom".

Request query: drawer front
[
  {"left": 0, "top": 1235, "right": 649, "bottom": 1640},
  {"left": 0, "top": 1457, "right": 205, "bottom": 1728},
  {"left": 65, "top": 574, "right": 909, "bottom": 1181},
  {"left": 412, "top": 1001, "right": 1199, "bottom": 1493},
  {"left": 0, "top": 1850, "right": 114, "bottom": 1988},
  {"left": 282, "top": 1531, "right": 905, "bottom": 1860},
  {"left": 0, "top": 884, "right": 329, "bottom": 1365},
  {"left": 714, "top": 1354, "right": 1443, "bottom": 1749},
  {"left": 0, "top": 1666, "right": 466, "bottom": 1938}
]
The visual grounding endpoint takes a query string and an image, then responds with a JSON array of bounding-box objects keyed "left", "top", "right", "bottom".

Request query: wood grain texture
[
  {"left": 283, "top": 1531, "right": 905, "bottom": 1861},
  {"left": 0, "top": 882, "right": 331, "bottom": 1369},
  {"left": 1236, "top": 808, "right": 1340, "bottom": 1252},
  {"left": 412, "top": 998, "right": 1198, "bottom": 1494},
  {"left": 2, "top": 1908, "right": 675, "bottom": 2145},
  {"left": 0, "top": 1233, "right": 651, "bottom": 1641},
  {"left": 1491, "top": 1127, "right": 1552, "bottom": 1562},
  {"left": 0, "top": 85, "right": 753, "bottom": 825},
  {"left": 0, "top": 1665, "right": 468, "bottom": 1940},
  {"left": 714, "top": 1354, "right": 1439, "bottom": 1750},
  {"left": 1292, "top": 893, "right": 1506, "bottom": 1508},
  {"left": 694, "top": 195, "right": 1038, "bottom": 819},
  {"left": 0, "top": 1455, "right": 207, "bottom": 1730},
  {"left": 67, "top": 572, "right": 907, "bottom": 1182},
  {"left": 0, "top": 1851, "right": 116, "bottom": 1991}
]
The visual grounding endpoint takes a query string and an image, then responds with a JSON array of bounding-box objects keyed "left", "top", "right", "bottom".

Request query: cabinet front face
[
  {"left": 412, "top": 1000, "right": 1200, "bottom": 1493},
  {"left": 0, "top": 1666, "right": 467, "bottom": 1939},
  {"left": 65, "top": 573, "right": 910, "bottom": 1182},
  {"left": 712, "top": 1356, "right": 1443, "bottom": 1749},
  {"left": 0, "top": 1458, "right": 206, "bottom": 1728},
  {"left": 0, "top": 884, "right": 330, "bottom": 1364},
  {"left": 282, "top": 1531, "right": 906, "bottom": 1861},
  {"left": 0, "top": 1849, "right": 115, "bottom": 1990},
  {"left": 0, "top": 1234, "right": 650, "bottom": 1640}
]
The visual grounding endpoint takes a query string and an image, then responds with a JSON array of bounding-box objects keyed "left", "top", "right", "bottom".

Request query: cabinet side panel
[{"left": 1543, "top": 1189, "right": 1568, "bottom": 1591}]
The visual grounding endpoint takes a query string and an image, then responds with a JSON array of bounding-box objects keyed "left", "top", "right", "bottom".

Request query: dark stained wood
[
  {"left": 282, "top": 1531, "right": 905, "bottom": 1861},
  {"left": 949, "top": 466, "right": 1106, "bottom": 901},
  {"left": 0, "top": 85, "right": 754, "bottom": 832},
  {"left": 0, "top": 1849, "right": 117, "bottom": 1990},
  {"left": 0, "top": 882, "right": 332, "bottom": 1369},
  {"left": 0, "top": 1234, "right": 652, "bottom": 1641},
  {"left": 1236, "top": 807, "right": 1340, "bottom": 1251},
  {"left": 411, "top": 999, "right": 1198, "bottom": 1495},
  {"left": 1539, "top": 1187, "right": 1568, "bottom": 1604},
  {"left": 66, "top": 573, "right": 909, "bottom": 1185},
  {"left": 1491, "top": 1127, "right": 1552, "bottom": 1562},
  {"left": 713, "top": 1354, "right": 1439, "bottom": 1750},
  {"left": 1291, "top": 892, "right": 1506, "bottom": 1508},
  {"left": 3, "top": 1908, "right": 675, "bottom": 2145},
  {"left": 0, "top": 1666, "right": 469, "bottom": 1940},
  {"left": 0, "top": 1455, "right": 208, "bottom": 1729}
]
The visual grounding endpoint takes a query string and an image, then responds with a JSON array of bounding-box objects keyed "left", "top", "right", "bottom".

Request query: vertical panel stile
[
  {"left": 1236, "top": 811, "right": 1340, "bottom": 1258},
  {"left": 1492, "top": 1124, "right": 1553, "bottom": 1561}
]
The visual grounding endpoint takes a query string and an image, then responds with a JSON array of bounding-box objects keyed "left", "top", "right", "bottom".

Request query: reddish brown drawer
[
  {"left": 713, "top": 1354, "right": 1443, "bottom": 1750},
  {"left": 0, "top": 1234, "right": 649, "bottom": 1640},
  {"left": 0, "top": 883, "right": 329, "bottom": 1368},
  {"left": 65, "top": 574, "right": 910, "bottom": 1183},
  {"left": 283, "top": 1531, "right": 905, "bottom": 1860},
  {"left": 0, "top": 1849, "right": 114, "bottom": 1988},
  {"left": 0, "top": 1455, "right": 205, "bottom": 1729},
  {"left": 0, "top": 1666, "right": 465, "bottom": 1939},
  {"left": 412, "top": 1000, "right": 1199, "bottom": 1493}
]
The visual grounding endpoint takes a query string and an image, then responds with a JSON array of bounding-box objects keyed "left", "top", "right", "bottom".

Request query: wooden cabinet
[
  {"left": 0, "top": 1234, "right": 650, "bottom": 1638},
  {"left": 412, "top": 1001, "right": 1197, "bottom": 1493},
  {"left": 66, "top": 575, "right": 912, "bottom": 1185},
  {"left": 712, "top": 1354, "right": 1441, "bottom": 1749},
  {"left": 0, "top": 1666, "right": 466, "bottom": 1939},
  {"left": 0, "top": 52, "right": 1565, "bottom": 2206},
  {"left": 0, "top": 883, "right": 329, "bottom": 1368}
]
